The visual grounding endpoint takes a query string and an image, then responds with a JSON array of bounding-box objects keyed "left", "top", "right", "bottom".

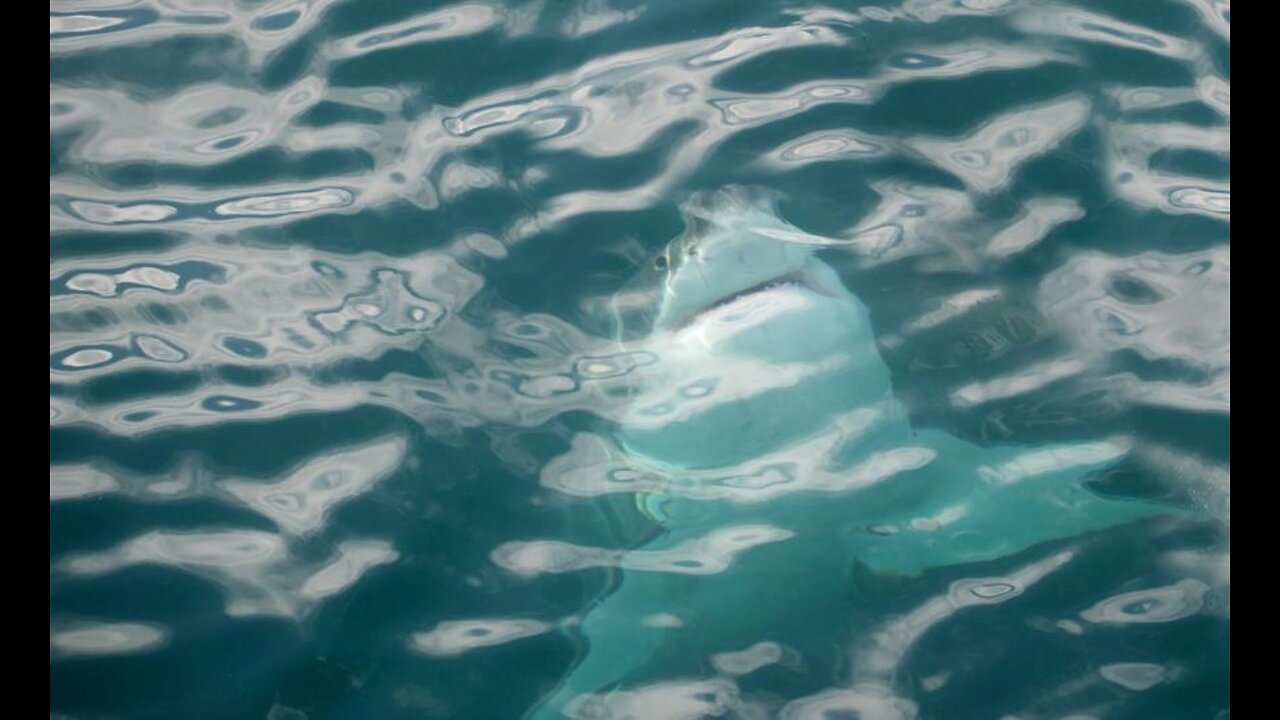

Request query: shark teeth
[{"left": 676, "top": 273, "right": 811, "bottom": 328}]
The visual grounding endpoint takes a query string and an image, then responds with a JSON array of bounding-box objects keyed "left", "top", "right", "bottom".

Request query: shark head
[
  {"left": 654, "top": 187, "right": 827, "bottom": 330},
  {"left": 618, "top": 187, "right": 895, "bottom": 470}
]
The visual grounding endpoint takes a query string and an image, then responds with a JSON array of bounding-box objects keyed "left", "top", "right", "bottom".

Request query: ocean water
[{"left": 50, "top": 1, "right": 1229, "bottom": 718}]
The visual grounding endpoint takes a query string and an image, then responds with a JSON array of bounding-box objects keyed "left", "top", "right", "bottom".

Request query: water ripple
[
  {"left": 491, "top": 524, "right": 794, "bottom": 577},
  {"left": 51, "top": 0, "right": 1228, "bottom": 716},
  {"left": 50, "top": 619, "right": 169, "bottom": 659}
]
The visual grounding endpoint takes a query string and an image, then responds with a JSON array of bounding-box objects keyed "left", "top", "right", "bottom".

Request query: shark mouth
[{"left": 672, "top": 270, "right": 823, "bottom": 329}]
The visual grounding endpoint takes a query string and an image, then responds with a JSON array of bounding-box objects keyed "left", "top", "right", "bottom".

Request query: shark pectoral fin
[
  {"left": 554, "top": 490, "right": 661, "bottom": 553},
  {"left": 852, "top": 439, "right": 1179, "bottom": 577},
  {"left": 859, "top": 483, "right": 1173, "bottom": 577}
]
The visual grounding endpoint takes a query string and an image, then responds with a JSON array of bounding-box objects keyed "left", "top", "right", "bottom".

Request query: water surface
[{"left": 51, "top": 1, "right": 1229, "bottom": 718}]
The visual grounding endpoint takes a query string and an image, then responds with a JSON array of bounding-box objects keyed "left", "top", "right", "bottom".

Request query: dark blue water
[{"left": 51, "top": 1, "right": 1229, "bottom": 718}]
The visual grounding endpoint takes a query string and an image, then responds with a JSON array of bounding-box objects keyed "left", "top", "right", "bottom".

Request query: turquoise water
[{"left": 51, "top": 1, "right": 1229, "bottom": 718}]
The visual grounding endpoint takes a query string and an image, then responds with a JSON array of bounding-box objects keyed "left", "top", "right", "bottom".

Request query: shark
[{"left": 524, "top": 186, "right": 1175, "bottom": 719}]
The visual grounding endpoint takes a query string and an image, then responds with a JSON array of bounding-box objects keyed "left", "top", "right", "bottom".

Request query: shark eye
[{"left": 654, "top": 255, "right": 668, "bottom": 272}]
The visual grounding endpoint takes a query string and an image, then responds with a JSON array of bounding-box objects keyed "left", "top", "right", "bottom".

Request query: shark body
[{"left": 527, "top": 187, "right": 1171, "bottom": 718}]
